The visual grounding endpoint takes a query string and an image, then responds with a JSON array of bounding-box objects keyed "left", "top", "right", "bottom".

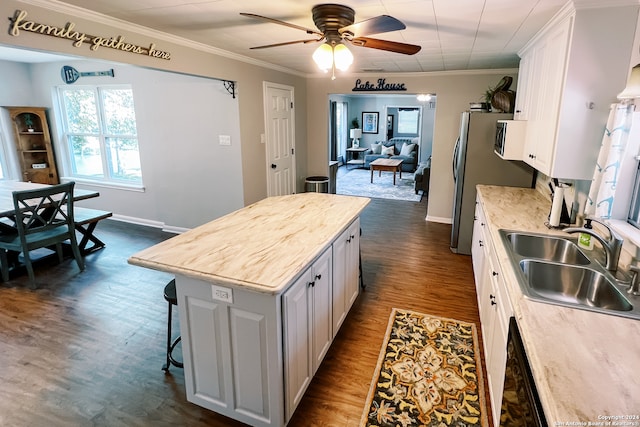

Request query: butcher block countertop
[
  {"left": 128, "top": 193, "right": 370, "bottom": 294},
  {"left": 477, "top": 185, "right": 640, "bottom": 423}
]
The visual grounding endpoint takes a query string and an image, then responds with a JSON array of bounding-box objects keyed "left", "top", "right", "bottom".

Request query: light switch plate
[{"left": 219, "top": 135, "right": 231, "bottom": 146}]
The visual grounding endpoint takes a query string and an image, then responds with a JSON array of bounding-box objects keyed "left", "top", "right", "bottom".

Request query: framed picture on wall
[{"left": 362, "top": 112, "right": 379, "bottom": 134}]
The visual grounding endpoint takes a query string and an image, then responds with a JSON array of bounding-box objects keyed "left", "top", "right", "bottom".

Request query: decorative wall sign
[
  {"left": 8, "top": 9, "right": 171, "bottom": 61},
  {"left": 61, "top": 66, "right": 115, "bottom": 84},
  {"left": 352, "top": 78, "right": 407, "bottom": 92}
]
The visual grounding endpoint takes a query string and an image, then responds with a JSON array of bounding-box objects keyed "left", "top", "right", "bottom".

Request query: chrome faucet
[
  {"left": 563, "top": 218, "right": 623, "bottom": 272},
  {"left": 628, "top": 266, "right": 640, "bottom": 296}
]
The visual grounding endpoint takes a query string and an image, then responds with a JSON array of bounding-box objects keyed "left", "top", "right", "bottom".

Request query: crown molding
[
  {"left": 15, "top": 0, "right": 307, "bottom": 78},
  {"left": 307, "top": 68, "right": 520, "bottom": 80}
]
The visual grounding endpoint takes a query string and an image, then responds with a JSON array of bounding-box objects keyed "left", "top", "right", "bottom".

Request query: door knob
[{"left": 271, "top": 164, "right": 277, "bottom": 169}]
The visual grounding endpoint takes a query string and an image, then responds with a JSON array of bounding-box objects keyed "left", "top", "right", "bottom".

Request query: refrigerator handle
[{"left": 452, "top": 137, "right": 460, "bottom": 180}]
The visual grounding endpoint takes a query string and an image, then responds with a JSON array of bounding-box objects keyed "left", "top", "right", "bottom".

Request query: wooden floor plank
[{"left": 0, "top": 197, "right": 490, "bottom": 426}]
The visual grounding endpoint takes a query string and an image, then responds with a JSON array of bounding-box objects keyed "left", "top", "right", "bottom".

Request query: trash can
[{"left": 305, "top": 176, "right": 329, "bottom": 193}]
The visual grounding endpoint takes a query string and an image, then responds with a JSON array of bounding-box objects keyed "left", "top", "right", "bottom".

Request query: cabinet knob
[
  {"left": 479, "top": 240, "right": 483, "bottom": 247},
  {"left": 271, "top": 164, "right": 277, "bottom": 169},
  {"left": 315, "top": 274, "right": 322, "bottom": 280},
  {"left": 492, "top": 271, "right": 498, "bottom": 277},
  {"left": 490, "top": 294, "right": 497, "bottom": 305},
  {"left": 308, "top": 281, "right": 315, "bottom": 288},
  {"left": 350, "top": 234, "right": 355, "bottom": 239},
  {"left": 346, "top": 237, "right": 352, "bottom": 243}
]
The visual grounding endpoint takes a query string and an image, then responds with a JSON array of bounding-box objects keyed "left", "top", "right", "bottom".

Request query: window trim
[{"left": 56, "top": 84, "right": 144, "bottom": 189}]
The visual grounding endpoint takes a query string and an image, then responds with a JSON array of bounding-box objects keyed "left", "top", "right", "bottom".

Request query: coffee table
[{"left": 370, "top": 158, "right": 403, "bottom": 185}]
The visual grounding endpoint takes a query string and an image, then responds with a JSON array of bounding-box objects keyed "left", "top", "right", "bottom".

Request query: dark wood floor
[{"left": 0, "top": 197, "right": 489, "bottom": 426}]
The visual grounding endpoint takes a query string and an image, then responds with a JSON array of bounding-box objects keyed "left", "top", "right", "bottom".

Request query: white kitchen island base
[
  {"left": 129, "top": 194, "right": 369, "bottom": 426},
  {"left": 176, "top": 274, "right": 284, "bottom": 426}
]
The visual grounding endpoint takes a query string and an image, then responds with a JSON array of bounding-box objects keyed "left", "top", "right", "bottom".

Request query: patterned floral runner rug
[{"left": 360, "top": 308, "right": 489, "bottom": 427}]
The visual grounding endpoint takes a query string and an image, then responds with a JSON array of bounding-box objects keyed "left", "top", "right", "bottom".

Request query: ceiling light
[
  {"left": 312, "top": 42, "right": 353, "bottom": 76},
  {"left": 417, "top": 94, "right": 432, "bottom": 102},
  {"left": 312, "top": 43, "right": 333, "bottom": 72},
  {"left": 333, "top": 43, "right": 353, "bottom": 71}
]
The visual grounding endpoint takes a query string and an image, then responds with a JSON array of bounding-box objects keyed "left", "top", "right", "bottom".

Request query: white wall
[
  {"left": 0, "top": 0, "right": 308, "bottom": 211},
  {"left": 3, "top": 59, "right": 244, "bottom": 230},
  {"left": 309, "top": 72, "right": 518, "bottom": 223},
  {"left": 0, "top": 60, "right": 34, "bottom": 179}
]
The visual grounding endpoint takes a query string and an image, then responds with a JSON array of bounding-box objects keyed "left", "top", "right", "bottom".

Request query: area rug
[
  {"left": 337, "top": 168, "right": 422, "bottom": 202},
  {"left": 360, "top": 308, "right": 488, "bottom": 427}
]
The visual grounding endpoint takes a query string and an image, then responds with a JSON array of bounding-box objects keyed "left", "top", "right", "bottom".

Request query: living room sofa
[{"left": 363, "top": 137, "right": 419, "bottom": 172}]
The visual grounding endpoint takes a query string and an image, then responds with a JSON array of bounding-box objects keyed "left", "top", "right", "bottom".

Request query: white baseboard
[
  {"left": 426, "top": 215, "right": 452, "bottom": 224},
  {"left": 110, "top": 214, "right": 187, "bottom": 234}
]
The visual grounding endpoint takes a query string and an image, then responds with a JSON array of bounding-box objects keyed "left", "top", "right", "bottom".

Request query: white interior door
[{"left": 264, "top": 82, "right": 296, "bottom": 196}]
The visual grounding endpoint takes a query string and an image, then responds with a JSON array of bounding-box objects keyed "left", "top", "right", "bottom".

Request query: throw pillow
[
  {"left": 381, "top": 145, "right": 394, "bottom": 156},
  {"left": 370, "top": 142, "right": 383, "bottom": 154},
  {"left": 400, "top": 143, "right": 416, "bottom": 156}
]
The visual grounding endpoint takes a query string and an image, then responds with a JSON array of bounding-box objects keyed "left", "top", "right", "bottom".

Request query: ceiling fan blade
[
  {"left": 240, "top": 13, "right": 323, "bottom": 37},
  {"left": 350, "top": 37, "right": 421, "bottom": 55},
  {"left": 339, "top": 15, "right": 405, "bottom": 38},
  {"left": 249, "top": 38, "right": 323, "bottom": 50}
]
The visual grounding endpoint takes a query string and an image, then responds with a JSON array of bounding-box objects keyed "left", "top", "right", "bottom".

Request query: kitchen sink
[
  {"left": 519, "top": 260, "right": 632, "bottom": 312},
  {"left": 499, "top": 230, "right": 640, "bottom": 320},
  {"left": 505, "top": 232, "right": 590, "bottom": 265}
]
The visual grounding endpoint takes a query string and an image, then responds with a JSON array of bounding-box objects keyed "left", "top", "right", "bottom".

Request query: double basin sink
[{"left": 499, "top": 230, "right": 640, "bottom": 320}]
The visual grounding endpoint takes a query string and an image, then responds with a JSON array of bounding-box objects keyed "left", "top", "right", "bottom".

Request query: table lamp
[{"left": 350, "top": 128, "right": 362, "bottom": 147}]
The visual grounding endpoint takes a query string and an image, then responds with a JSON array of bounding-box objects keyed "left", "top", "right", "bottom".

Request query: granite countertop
[
  {"left": 128, "top": 193, "right": 370, "bottom": 294},
  {"left": 477, "top": 185, "right": 640, "bottom": 423}
]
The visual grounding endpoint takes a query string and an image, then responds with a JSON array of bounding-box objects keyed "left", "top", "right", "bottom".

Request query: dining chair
[{"left": 0, "top": 181, "right": 84, "bottom": 287}]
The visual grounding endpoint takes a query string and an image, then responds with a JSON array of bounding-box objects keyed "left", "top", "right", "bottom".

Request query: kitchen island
[
  {"left": 128, "top": 193, "right": 369, "bottom": 427},
  {"left": 476, "top": 185, "right": 640, "bottom": 423}
]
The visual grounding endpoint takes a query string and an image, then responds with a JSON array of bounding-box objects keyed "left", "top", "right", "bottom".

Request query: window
[
  {"left": 58, "top": 85, "right": 142, "bottom": 184},
  {"left": 628, "top": 162, "right": 640, "bottom": 227},
  {"left": 397, "top": 108, "right": 419, "bottom": 135}
]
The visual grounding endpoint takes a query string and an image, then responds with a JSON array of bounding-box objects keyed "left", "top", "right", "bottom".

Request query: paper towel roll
[{"left": 549, "top": 186, "right": 564, "bottom": 227}]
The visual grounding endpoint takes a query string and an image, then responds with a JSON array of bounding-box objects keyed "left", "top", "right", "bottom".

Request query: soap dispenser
[{"left": 578, "top": 219, "right": 594, "bottom": 250}]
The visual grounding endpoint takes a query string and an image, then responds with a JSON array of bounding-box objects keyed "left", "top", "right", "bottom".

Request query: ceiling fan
[{"left": 240, "top": 4, "right": 421, "bottom": 75}]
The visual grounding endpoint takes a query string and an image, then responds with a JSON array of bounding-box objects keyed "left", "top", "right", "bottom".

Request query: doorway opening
[{"left": 329, "top": 94, "right": 435, "bottom": 203}]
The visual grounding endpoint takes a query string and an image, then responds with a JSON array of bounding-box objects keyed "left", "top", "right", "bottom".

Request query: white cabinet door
[
  {"left": 513, "top": 52, "right": 533, "bottom": 121},
  {"left": 521, "top": 16, "right": 571, "bottom": 174},
  {"left": 284, "top": 247, "right": 334, "bottom": 419},
  {"left": 471, "top": 200, "right": 486, "bottom": 295},
  {"left": 488, "top": 306, "right": 509, "bottom": 427},
  {"left": 283, "top": 271, "right": 312, "bottom": 420},
  {"left": 332, "top": 218, "right": 360, "bottom": 334},
  {"left": 531, "top": 16, "right": 572, "bottom": 175},
  {"left": 345, "top": 219, "right": 360, "bottom": 310},
  {"left": 310, "top": 248, "right": 333, "bottom": 373}
]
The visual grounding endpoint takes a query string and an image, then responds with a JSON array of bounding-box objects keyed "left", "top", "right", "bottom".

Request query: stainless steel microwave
[{"left": 495, "top": 120, "right": 527, "bottom": 160}]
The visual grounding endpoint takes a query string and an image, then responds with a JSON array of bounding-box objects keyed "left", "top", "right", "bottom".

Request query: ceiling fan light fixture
[
  {"left": 313, "top": 43, "right": 334, "bottom": 71},
  {"left": 333, "top": 43, "right": 353, "bottom": 71}
]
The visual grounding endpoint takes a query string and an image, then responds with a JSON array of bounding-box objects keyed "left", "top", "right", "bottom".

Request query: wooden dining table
[{"left": 0, "top": 180, "right": 107, "bottom": 256}]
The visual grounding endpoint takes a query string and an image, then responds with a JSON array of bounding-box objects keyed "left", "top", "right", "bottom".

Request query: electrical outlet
[
  {"left": 219, "top": 135, "right": 231, "bottom": 146},
  {"left": 212, "top": 285, "right": 233, "bottom": 303}
]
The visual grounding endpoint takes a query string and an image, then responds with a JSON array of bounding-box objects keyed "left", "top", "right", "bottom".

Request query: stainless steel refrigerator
[{"left": 450, "top": 111, "right": 535, "bottom": 254}]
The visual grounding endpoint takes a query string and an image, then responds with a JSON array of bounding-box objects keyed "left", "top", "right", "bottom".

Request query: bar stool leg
[{"left": 162, "top": 300, "right": 173, "bottom": 372}]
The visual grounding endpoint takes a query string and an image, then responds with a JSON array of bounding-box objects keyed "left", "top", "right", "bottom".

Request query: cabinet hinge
[
  {"left": 291, "top": 102, "right": 294, "bottom": 109},
  {"left": 291, "top": 148, "right": 295, "bottom": 155}
]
